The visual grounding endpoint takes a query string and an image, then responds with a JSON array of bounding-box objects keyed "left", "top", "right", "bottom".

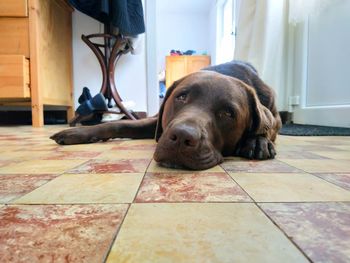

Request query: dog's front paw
[
  {"left": 237, "top": 136, "right": 276, "bottom": 160},
  {"left": 50, "top": 127, "right": 100, "bottom": 145}
]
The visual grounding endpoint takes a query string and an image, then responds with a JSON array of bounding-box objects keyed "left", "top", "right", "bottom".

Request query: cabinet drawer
[
  {"left": 0, "top": 18, "right": 29, "bottom": 57},
  {"left": 166, "top": 57, "right": 186, "bottom": 88},
  {"left": 0, "top": 0, "right": 28, "bottom": 17},
  {"left": 0, "top": 55, "right": 30, "bottom": 98},
  {"left": 187, "top": 56, "right": 211, "bottom": 74},
  {"left": 165, "top": 56, "right": 211, "bottom": 88}
]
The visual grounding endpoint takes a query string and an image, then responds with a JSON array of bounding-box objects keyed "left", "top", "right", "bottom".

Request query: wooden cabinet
[
  {"left": 0, "top": 55, "right": 30, "bottom": 98},
  {"left": 165, "top": 55, "right": 211, "bottom": 88},
  {"left": 0, "top": 0, "right": 28, "bottom": 17},
  {"left": 0, "top": 0, "right": 73, "bottom": 127},
  {"left": 0, "top": 18, "right": 29, "bottom": 57}
]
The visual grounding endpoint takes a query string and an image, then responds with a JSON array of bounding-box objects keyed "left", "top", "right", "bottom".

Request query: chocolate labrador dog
[{"left": 51, "top": 61, "right": 281, "bottom": 170}]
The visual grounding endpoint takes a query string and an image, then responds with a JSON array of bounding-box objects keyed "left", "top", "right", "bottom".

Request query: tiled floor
[{"left": 0, "top": 126, "right": 350, "bottom": 263}]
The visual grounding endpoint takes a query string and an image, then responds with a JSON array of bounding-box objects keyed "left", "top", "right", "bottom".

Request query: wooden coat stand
[{"left": 69, "top": 25, "right": 138, "bottom": 126}]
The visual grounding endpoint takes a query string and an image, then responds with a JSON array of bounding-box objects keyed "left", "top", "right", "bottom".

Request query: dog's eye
[
  {"left": 217, "top": 110, "right": 234, "bottom": 119},
  {"left": 176, "top": 93, "right": 187, "bottom": 101}
]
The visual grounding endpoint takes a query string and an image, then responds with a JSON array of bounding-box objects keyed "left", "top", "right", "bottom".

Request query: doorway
[{"left": 292, "top": 0, "right": 350, "bottom": 127}]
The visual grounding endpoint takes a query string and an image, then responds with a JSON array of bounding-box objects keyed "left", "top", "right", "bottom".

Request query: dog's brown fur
[{"left": 51, "top": 61, "right": 281, "bottom": 170}]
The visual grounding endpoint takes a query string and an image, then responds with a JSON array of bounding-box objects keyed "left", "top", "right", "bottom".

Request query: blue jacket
[{"left": 69, "top": 0, "right": 145, "bottom": 35}]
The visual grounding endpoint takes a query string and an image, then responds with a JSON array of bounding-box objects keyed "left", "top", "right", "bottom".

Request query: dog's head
[{"left": 154, "top": 71, "right": 275, "bottom": 170}]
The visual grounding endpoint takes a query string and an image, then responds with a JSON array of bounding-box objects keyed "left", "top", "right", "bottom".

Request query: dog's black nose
[{"left": 167, "top": 124, "right": 200, "bottom": 148}]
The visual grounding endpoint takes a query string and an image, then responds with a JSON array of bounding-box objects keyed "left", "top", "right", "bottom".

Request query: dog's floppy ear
[
  {"left": 244, "top": 84, "right": 275, "bottom": 135},
  {"left": 155, "top": 78, "right": 182, "bottom": 141}
]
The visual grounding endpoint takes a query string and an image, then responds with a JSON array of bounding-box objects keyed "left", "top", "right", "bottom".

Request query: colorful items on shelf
[{"left": 170, "top": 50, "right": 206, "bottom": 56}]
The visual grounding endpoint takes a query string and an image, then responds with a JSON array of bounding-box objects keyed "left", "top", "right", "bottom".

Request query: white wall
[
  {"left": 71, "top": 11, "right": 147, "bottom": 112},
  {"left": 156, "top": 10, "right": 211, "bottom": 73},
  {"left": 72, "top": 0, "right": 214, "bottom": 113}
]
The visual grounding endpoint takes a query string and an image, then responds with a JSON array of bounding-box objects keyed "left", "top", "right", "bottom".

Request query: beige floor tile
[
  {"left": 279, "top": 159, "right": 350, "bottom": 173},
  {"left": 310, "top": 151, "right": 350, "bottom": 160},
  {"left": 230, "top": 173, "right": 350, "bottom": 202},
  {"left": 277, "top": 136, "right": 315, "bottom": 145},
  {"left": 135, "top": 172, "right": 251, "bottom": 202},
  {"left": 0, "top": 160, "right": 86, "bottom": 174},
  {"left": 14, "top": 173, "right": 144, "bottom": 204},
  {"left": 314, "top": 173, "right": 350, "bottom": 191},
  {"left": 0, "top": 151, "right": 51, "bottom": 161},
  {"left": 56, "top": 143, "right": 115, "bottom": 152},
  {"left": 276, "top": 150, "right": 327, "bottom": 159},
  {"left": 95, "top": 150, "right": 154, "bottom": 159},
  {"left": 301, "top": 136, "right": 350, "bottom": 142},
  {"left": 0, "top": 146, "right": 24, "bottom": 152},
  {"left": 117, "top": 139, "right": 156, "bottom": 146},
  {"left": 306, "top": 137, "right": 350, "bottom": 145},
  {"left": 147, "top": 160, "right": 225, "bottom": 173},
  {"left": 24, "top": 145, "right": 59, "bottom": 151},
  {"left": 111, "top": 139, "right": 157, "bottom": 150},
  {"left": 43, "top": 151, "right": 102, "bottom": 160},
  {"left": 330, "top": 145, "right": 350, "bottom": 151},
  {"left": 1, "top": 141, "right": 27, "bottom": 146},
  {"left": 276, "top": 144, "right": 340, "bottom": 152},
  {"left": 106, "top": 203, "right": 307, "bottom": 263},
  {"left": 68, "top": 159, "right": 150, "bottom": 173},
  {"left": 222, "top": 159, "right": 301, "bottom": 173}
]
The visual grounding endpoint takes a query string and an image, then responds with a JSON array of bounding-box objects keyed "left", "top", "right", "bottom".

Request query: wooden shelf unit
[
  {"left": 0, "top": 0, "right": 74, "bottom": 127},
  {"left": 165, "top": 55, "right": 211, "bottom": 88}
]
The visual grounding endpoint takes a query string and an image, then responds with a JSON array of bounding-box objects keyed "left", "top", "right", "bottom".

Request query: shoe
[
  {"left": 76, "top": 93, "right": 108, "bottom": 116},
  {"left": 183, "top": 50, "right": 195, "bottom": 55},
  {"left": 81, "top": 113, "right": 103, "bottom": 126},
  {"left": 78, "top": 87, "right": 92, "bottom": 104}
]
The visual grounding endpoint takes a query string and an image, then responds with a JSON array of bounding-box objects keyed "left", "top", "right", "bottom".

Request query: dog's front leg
[{"left": 50, "top": 117, "right": 158, "bottom": 145}]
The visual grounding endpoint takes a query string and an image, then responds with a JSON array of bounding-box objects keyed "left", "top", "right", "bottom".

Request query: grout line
[
  {"left": 102, "top": 204, "right": 131, "bottom": 263},
  {"left": 311, "top": 173, "right": 350, "bottom": 192},
  {"left": 275, "top": 159, "right": 310, "bottom": 173},
  {"left": 5, "top": 172, "right": 67, "bottom": 204},
  {"left": 3, "top": 131, "right": 350, "bottom": 262},
  {"left": 220, "top": 165, "right": 257, "bottom": 203},
  {"left": 255, "top": 203, "right": 313, "bottom": 263},
  {"left": 5, "top": 202, "right": 133, "bottom": 206},
  {"left": 277, "top": 159, "right": 350, "bottom": 190},
  {"left": 64, "top": 159, "right": 94, "bottom": 172},
  {"left": 221, "top": 159, "right": 347, "bottom": 262},
  {"left": 0, "top": 153, "right": 107, "bottom": 204},
  {"left": 131, "top": 158, "right": 157, "bottom": 204},
  {"left": 5, "top": 200, "right": 350, "bottom": 206},
  {"left": 255, "top": 200, "right": 350, "bottom": 204}
]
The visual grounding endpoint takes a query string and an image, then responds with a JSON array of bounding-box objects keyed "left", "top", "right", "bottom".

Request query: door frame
[
  {"left": 145, "top": 0, "right": 160, "bottom": 116},
  {"left": 292, "top": 18, "right": 350, "bottom": 128}
]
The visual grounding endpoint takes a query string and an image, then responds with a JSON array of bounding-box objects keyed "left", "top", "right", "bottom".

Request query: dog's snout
[{"left": 167, "top": 124, "right": 200, "bottom": 148}]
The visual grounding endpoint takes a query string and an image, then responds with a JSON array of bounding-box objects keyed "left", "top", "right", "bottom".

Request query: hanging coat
[{"left": 69, "top": 0, "right": 145, "bottom": 35}]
